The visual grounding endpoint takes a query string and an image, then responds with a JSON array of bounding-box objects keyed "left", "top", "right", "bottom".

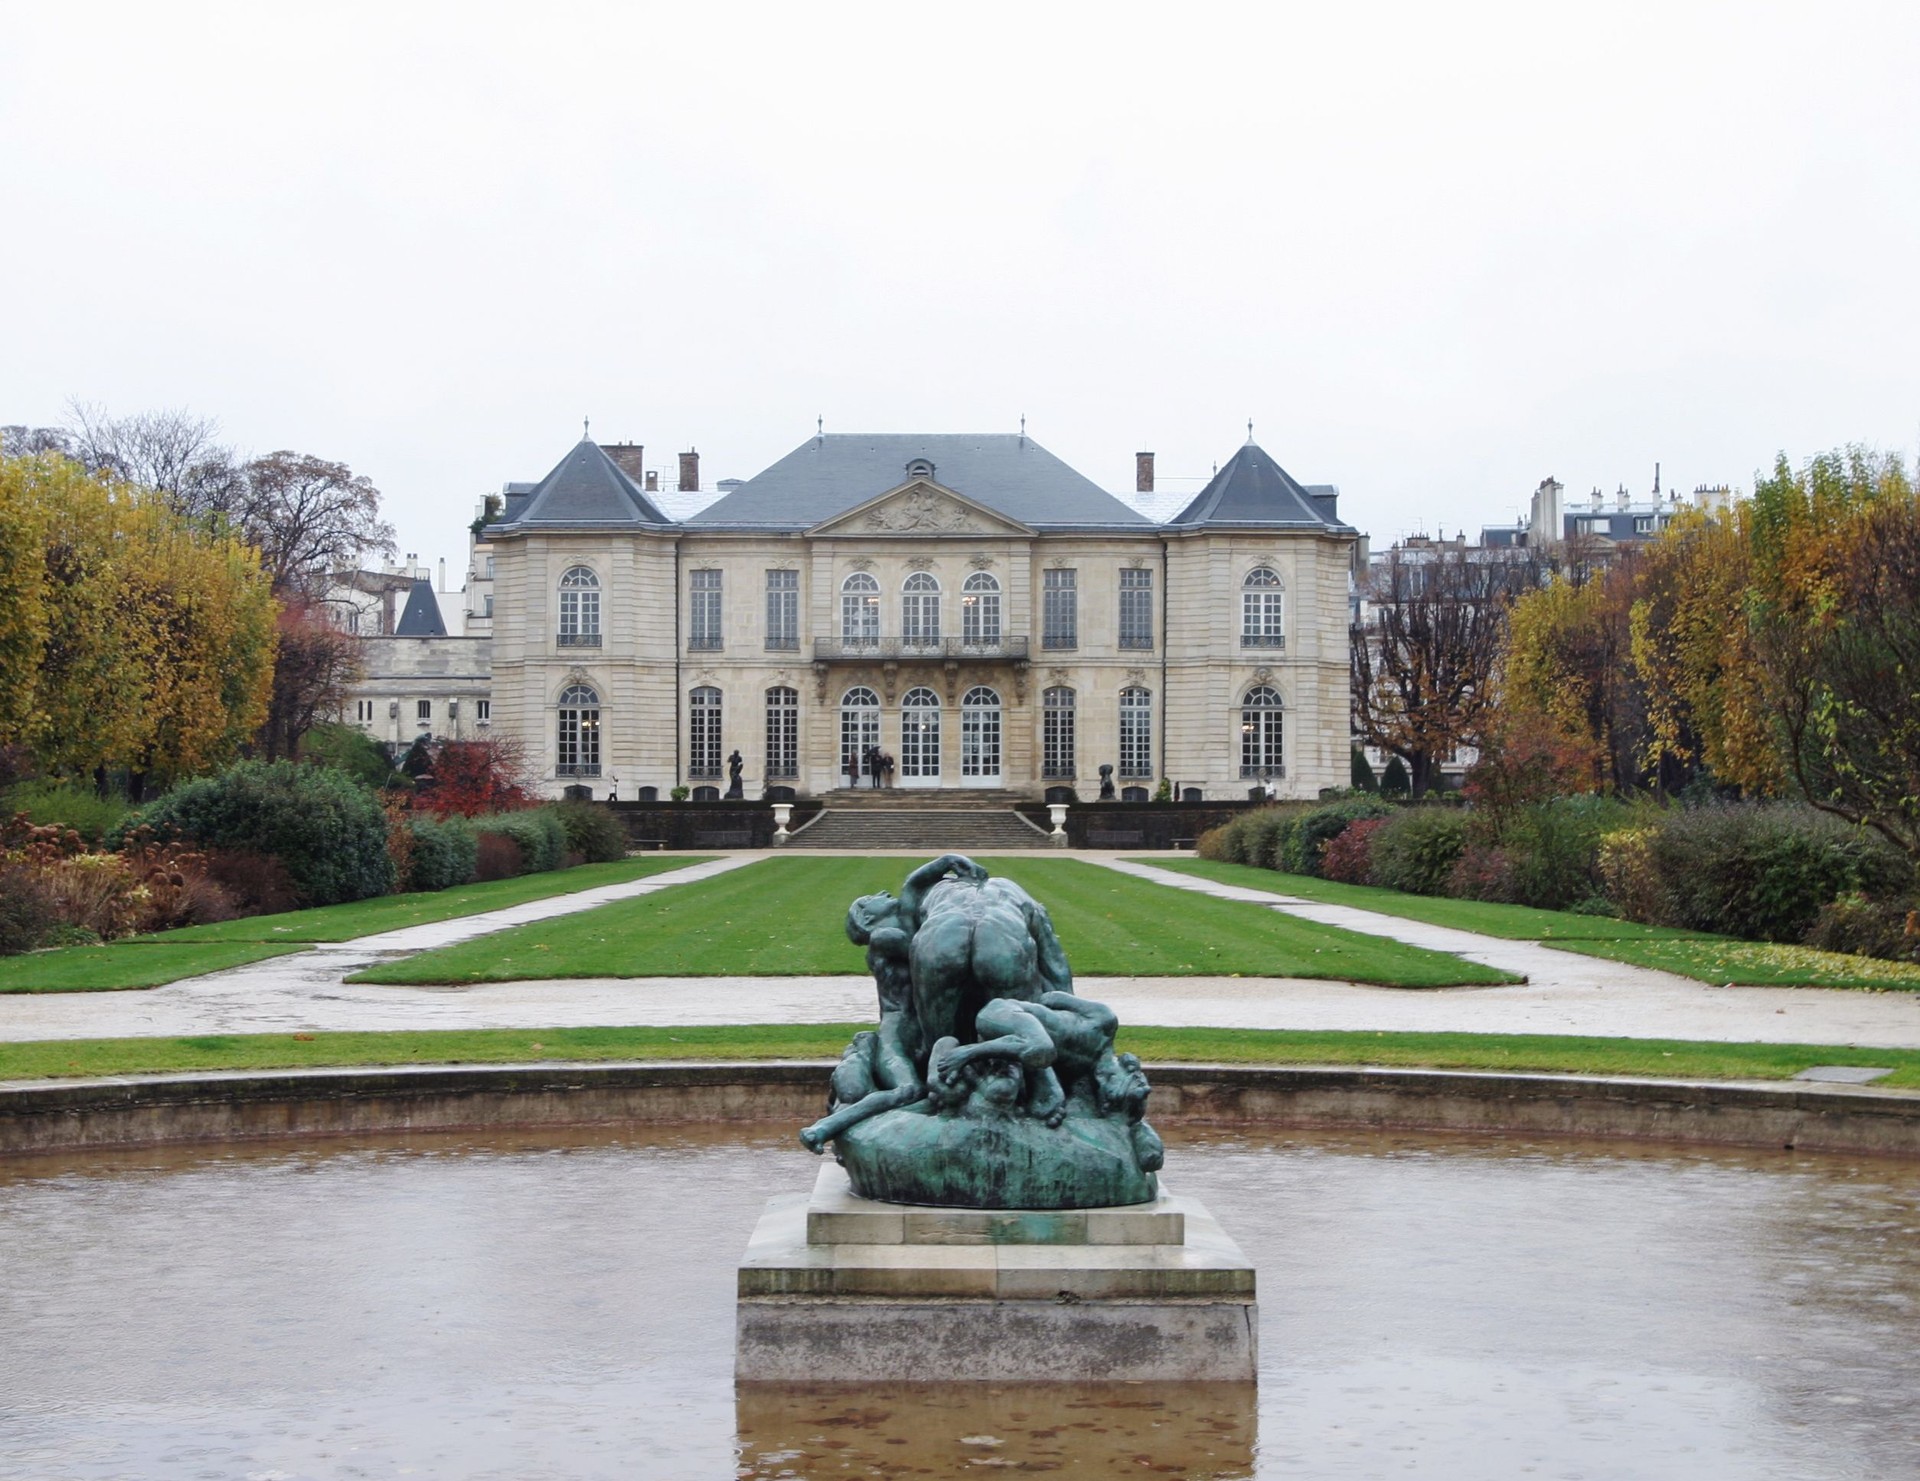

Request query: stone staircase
[{"left": 790, "top": 790, "right": 1054, "bottom": 850}]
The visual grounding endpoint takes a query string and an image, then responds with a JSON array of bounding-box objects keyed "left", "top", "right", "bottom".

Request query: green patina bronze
[{"left": 801, "top": 854, "right": 1163, "bottom": 1208}]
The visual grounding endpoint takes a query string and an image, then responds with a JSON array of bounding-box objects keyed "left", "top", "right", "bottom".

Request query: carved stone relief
[
  {"left": 863, "top": 490, "right": 977, "bottom": 533},
  {"left": 968, "top": 554, "right": 996, "bottom": 570},
  {"left": 906, "top": 556, "right": 937, "bottom": 571}
]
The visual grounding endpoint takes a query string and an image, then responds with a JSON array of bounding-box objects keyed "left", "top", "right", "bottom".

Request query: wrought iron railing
[
  {"left": 811, "top": 636, "right": 1030, "bottom": 662},
  {"left": 556, "top": 632, "right": 601, "bottom": 647}
]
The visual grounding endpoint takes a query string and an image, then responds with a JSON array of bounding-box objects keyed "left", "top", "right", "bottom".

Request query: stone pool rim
[{"left": 3, "top": 1060, "right": 1919, "bottom": 1159}]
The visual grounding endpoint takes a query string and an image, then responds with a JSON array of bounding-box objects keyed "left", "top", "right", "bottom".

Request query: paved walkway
[{"left": 2, "top": 851, "right": 1918, "bottom": 1049}]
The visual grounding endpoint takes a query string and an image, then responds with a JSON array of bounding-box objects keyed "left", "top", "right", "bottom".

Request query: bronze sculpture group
[{"left": 803, "top": 854, "right": 1163, "bottom": 1208}]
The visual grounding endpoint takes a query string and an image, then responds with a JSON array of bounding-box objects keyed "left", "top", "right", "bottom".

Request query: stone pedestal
[{"left": 736, "top": 1163, "right": 1257, "bottom": 1382}]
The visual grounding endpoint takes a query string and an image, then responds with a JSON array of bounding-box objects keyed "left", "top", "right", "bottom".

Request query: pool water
[{"left": 2, "top": 1124, "right": 1917, "bottom": 1479}]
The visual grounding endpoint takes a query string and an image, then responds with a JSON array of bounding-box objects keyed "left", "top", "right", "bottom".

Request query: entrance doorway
[
  {"left": 839, "top": 687, "right": 879, "bottom": 787},
  {"left": 960, "top": 686, "right": 1002, "bottom": 786},
  {"left": 900, "top": 687, "right": 941, "bottom": 784}
]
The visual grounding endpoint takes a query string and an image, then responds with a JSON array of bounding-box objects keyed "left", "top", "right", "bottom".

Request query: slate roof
[
  {"left": 394, "top": 578, "right": 448, "bottom": 637},
  {"left": 496, "top": 440, "right": 672, "bottom": 529},
  {"left": 686, "top": 434, "right": 1150, "bottom": 531},
  {"left": 1169, "top": 443, "right": 1354, "bottom": 532}
]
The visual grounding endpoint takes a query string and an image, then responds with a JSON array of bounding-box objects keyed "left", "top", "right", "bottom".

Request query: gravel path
[{"left": 2, "top": 851, "right": 1918, "bottom": 1049}]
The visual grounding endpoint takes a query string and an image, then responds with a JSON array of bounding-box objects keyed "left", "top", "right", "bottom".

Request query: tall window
[
  {"left": 1241, "top": 568, "right": 1284, "bottom": 648},
  {"left": 765, "top": 569, "right": 798, "bottom": 650},
  {"left": 901, "top": 687, "right": 942, "bottom": 779},
  {"left": 901, "top": 572, "right": 941, "bottom": 648},
  {"left": 1042, "top": 687, "right": 1076, "bottom": 778},
  {"left": 1241, "top": 686, "right": 1284, "bottom": 777},
  {"left": 961, "top": 571, "right": 1001, "bottom": 647},
  {"left": 558, "top": 566, "right": 600, "bottom": 646},
  {"left": 961, "top": 686, "right": 1001, "bottom": 779},
  {"left": 1118, "top": 568, "right": 1153, "bottom": 650},
  {"left": 840, "top": 686, "right": 880, "bottom": 781},
  {"left": 841, "top": 572, "right": 880, "bottom": 648},
  {"left": 557, "top": 684, "right": 601, "bottom": 775},
  {"left": 1118, "top": 687, "right": 1152, "bottom": 778},
  {"left": 689, "top": 570, "right": 723, "bottom": 650},
  {"left": 688, "top": 686, "right": 722, "bottom": 778},
  {"left": 1042, "top": 568, "right": 1077, "bottom": 650},
  {"left": 765, "top": 686, "right": 798, "bottom": 778}
]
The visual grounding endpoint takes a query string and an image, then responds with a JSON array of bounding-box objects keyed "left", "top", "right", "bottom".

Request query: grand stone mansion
[{"left": 346, "top": 431, "right": 1360, "bottom": 802}]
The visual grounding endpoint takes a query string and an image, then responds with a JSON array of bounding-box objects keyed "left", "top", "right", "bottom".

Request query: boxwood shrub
[
  {"left": 115, "top": 760, "right": 393, "bottom": 907},
  {"left": 405, "top": 814, "right": 479, "bottom": 892}
]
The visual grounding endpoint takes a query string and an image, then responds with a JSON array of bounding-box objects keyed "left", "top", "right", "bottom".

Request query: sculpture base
[
  {"left": 735, "top": 1165, "right": 1257, "bottom": 1382},
  {"left": 835, "top": 1103, "right": 1159, "bottom": 1208}
]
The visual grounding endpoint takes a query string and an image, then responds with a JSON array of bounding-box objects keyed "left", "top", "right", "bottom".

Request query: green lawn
[
  {"left": 349, "top": 856, "right": 1519, "bottom": 988},
  {"left": 154, "top": 855, "right": 713, "bottom": 943},
  {"left": 1139, "top": 858, "right": 1708, "bottom": 941},
  {"left": 1549, "top": 937, "right": 1920, "bottom": 991},
  {"left": 0, "top": 942, "right": 309, "bottom": 994},
  {"left": 1, "top": 1024, "right": 1912, "bottom": 1089}
]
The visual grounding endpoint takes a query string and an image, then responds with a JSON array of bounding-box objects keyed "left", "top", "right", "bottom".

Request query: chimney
[
  {"left": 604, "top": 442, "right": 645, "bottom": 483},
  {"left": 645, "top": 470, "right": 659, "bottom": 492},
  {"left": 679, "top": 448, "right": 699, "bottom": 492},
  {"left": 438, "top": 557, "right": 446, "bottom": 591},
  {"left": 1135, "top": 451, "right": 1155, "bottom": 494}
]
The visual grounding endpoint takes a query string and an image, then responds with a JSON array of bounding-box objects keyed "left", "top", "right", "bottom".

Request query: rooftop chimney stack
[
  {"left": 1135, "top": 451, "right": 1155, "bottom": 494},
  {"left": 645, "top": 470, "right": 659, "bottom": 492},
  {"left": 604, "top": 442, "right": 645, "bottom": 483},
  {"left": 679, "top": 449, "right": 699, "bottom": 492}
]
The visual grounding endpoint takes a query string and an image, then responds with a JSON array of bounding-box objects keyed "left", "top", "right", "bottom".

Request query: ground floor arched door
[
  {"left": 960, "top": 685, "right": 1002, "bottom": 787},
  {"left": 900, "top": 687, "right": 941, "bottom": 784},
  {"left": 839, "top": 687, "right": 879, "bottom": 787}
]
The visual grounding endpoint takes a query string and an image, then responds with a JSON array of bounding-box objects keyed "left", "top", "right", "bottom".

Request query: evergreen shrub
[
  {"left": 1281, "top": 797, "right": 1395, "bottom": 877},
  {"left": 406, "top": 815, "right": 479, "bottom": 892},
  {"left": 1367, "top": 807, "right": 1468, "bottom": 896},
  {"left": 472, "top": 809, "right": 569, "bottom": 875},
  {"left": 115, "top": 760, "right": 394, "bottom": 907},
  {"left": 553, "top": 801, "right": 628, "bottom": 864}
]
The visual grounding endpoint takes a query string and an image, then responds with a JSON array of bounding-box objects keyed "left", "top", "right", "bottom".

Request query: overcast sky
[{"left": 5, "top": 2, "right": 1917, "bottom": 571}]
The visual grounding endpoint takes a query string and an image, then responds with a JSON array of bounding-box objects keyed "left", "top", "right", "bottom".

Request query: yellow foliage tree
[{"left": 0, "top": 452, "right": 276, "bottom": 787}]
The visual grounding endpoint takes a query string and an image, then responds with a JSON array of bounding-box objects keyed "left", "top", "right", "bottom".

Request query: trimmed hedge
[
  {"left": 114, "top": 760, "right": 393, "bottom": 907},
  {"left": 553, "top": 801, "right": 628, "bottom": 864},
  {"left": 405, "top": 815, "right": 479, "bottom": 892},
  {"left": 472, "top": 809, "right": 569, "bottom": 876},
  {"left": 1367, "top": 808, "right": 1468, "bottom": 896}
]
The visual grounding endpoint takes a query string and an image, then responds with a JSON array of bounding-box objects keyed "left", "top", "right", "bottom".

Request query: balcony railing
[
  {"left": 556, "top": 762, "right": 601, "bottom": 777},
  {"left": 556, "top": 632, "right": 602, "bottom": 647},
  {"left": 812, "top": 636, "right": 1030, "bottom": 662}
]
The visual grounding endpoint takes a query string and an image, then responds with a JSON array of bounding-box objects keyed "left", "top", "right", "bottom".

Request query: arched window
[
  {"left": 905, "top": 458, "right": 936, "bottom": 480},
  {"left": 902, "top": 572, "right": 941, "bottom": 649},
  {"left": 841, "top": 572, "right": 880, "bottom": 648},
  {"left": 901, "top": 687, "right": 941, "bottom": 780},
  {"left": 765, "top": 685, "right": 798, "bottom": 779},
  {"left": 1042, "top": 686, "right": 1076, "bottom": 779},
  {"left": 1241, "top": 685, "right": 1283, "bottom": 778},
  {"left": 1118, "top": 686, "right": 1152, "bottom": 779},
  {"left": 559, "top": 566, "right": 601, "bottom": 646},
  {"left": 557, "top": 683, "right": 601, "bottom": 775},
  {"left": 689, "top": 686, "right": 722, "bottom": 780},
  {"left": 1241, "top": 567, "right": 1284, "bottom": 648},
  {"left": 840, "top": 686, "right": 880, "bottom": 783},
  {"left": 961, "top": 571, "right": 1001, "bottom": 648}
]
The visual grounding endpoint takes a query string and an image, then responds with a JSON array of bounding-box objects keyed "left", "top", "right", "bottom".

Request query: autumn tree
[
  {"left": 1351, "top": 548, "right": 1541, "bottom": 798},
  {"left": 258, "top": 596, "right": 361, "bottom": 761},
  {"left": 416, "top": 736, "right": 534, "bottom": 817},
  {"left": 1745, "top": 449, "right": 1920, "bottom": 860},
  {"left": 239, "top": 450, "right": 394, "bottom": 593},
  {"left": 0, "top": 452, "right": 276, "bottom": 788}
]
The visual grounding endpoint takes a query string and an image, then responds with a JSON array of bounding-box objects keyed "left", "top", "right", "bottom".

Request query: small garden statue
[
  {"left": 726, "top": 750, "right": 744, "bottom": 799},
  {"left": 1098, "top": 763, "right": 1116, "bottom": 801},
  {"left": 801, "top": 854, "right": 1162, "bottom": 1208}
]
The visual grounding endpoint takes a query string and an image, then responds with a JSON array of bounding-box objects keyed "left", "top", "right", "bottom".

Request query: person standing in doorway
[{"left": 881, "top": 750, "right": 895, "bottom": 788}]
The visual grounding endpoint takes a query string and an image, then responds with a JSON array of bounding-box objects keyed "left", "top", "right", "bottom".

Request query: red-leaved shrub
[{"left": 1321, "top": 817, "right": 1386, "bottom": 885}]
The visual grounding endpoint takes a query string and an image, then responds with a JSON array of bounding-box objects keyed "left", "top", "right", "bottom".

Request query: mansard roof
[
  {"left": 686, "top": 433, "right": 1150, "bottom": 532},
  {"left": 497, "top": 439, "right": 673, "bottom": 529},
  {"left": 394, "top": 578, "right": 448, "bottom": 636},
  {"left": 1169, "top": 442, "right": 1354, "bottom": 533}
]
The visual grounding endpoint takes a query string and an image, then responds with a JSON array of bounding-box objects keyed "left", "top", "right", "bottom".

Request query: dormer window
[{"left": 905, "top": 458, "right": 935, "bottom": 480}]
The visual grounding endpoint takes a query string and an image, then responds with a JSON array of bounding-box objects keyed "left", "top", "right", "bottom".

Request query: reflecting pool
[{"left": 2, "top": 1124, "right": 1917, "bottom": 1478}]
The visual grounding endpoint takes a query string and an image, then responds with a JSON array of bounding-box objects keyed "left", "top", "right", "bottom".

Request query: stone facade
[{"left": 477, "top": 432, "right": 1359, "bottom": 801}]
